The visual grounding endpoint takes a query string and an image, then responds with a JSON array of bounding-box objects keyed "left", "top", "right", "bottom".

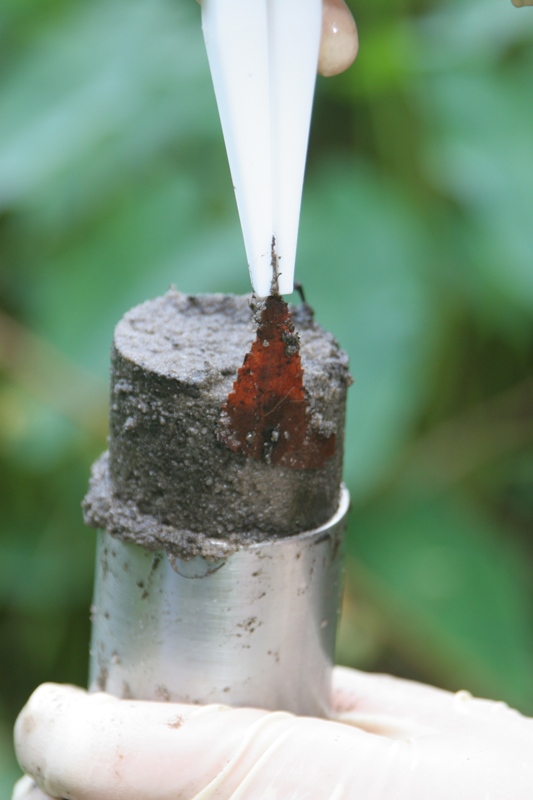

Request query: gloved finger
[
  {"left": 331, "top": 667, "right": 529, "bottom": 735},
  {"left": 15, "top": 683, "right": 393, "bottom": 800},
  {"left": 12, "top": 775, "right": 53, "bottom": 800},
  {"left": 329, "top": 667, "right": 450, "bottom": 739},
  {"left": 319, "top": 0, "right": 359, "bottom": 76},
  {"left": 15, "top": 683, "right": 265, "bottom": 800},
  {"left": 332, "top": 667, "right": 453, "bottom": 721}
]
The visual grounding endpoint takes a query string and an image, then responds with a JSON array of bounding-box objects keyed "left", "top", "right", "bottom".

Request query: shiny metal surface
[{"left": 89, "top": 486, "right": 349, "bottom": 717}]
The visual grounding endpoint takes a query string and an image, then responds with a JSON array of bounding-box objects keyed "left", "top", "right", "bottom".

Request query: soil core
[{"left": 83, "top": 290, "right": 351, "bottom": 559}]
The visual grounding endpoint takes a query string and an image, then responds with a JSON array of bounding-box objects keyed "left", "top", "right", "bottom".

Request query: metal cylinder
[{"left": 89, "top": 485, "right": 349, "bottom": 717}]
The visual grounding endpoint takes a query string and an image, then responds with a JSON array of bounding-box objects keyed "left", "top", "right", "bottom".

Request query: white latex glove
[
  {"left": 13, "top": 667, "right": 533, "bottom": 800},
  {"left": 318, "top": 0, "right": 359, "bottom": 77}
]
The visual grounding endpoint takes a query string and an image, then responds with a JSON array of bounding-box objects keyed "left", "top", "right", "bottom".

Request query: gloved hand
[
  {"left": 13, "top": 667, "right": 533, "bottom": 800},
  {"left": 318, "top": 0, "right": 359, "bottom": 76}
]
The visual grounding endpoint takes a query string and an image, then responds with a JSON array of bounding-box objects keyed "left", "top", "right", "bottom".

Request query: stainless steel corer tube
[
  {"left": 84, "top": 291, "right": 352, "bottom": 717},
  {"left": 89, "top": 486, "right": 349, "bottom": 716}
]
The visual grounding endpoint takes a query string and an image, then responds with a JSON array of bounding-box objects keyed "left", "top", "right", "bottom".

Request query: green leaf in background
[
  {"left": 414, "top": 0, "right": 533, "bottom": 321},
  {"left": 0, "top": 0, "right": 210, "bottom": 217},
  {"left": 0, "top": 717, "right": 21, "bottom": 800},
  {"left": 299, "top": 160, "right": 433, "bottom": 497},
  {"left": 342, "top": 493, "right": 533, "bottom": 712}
]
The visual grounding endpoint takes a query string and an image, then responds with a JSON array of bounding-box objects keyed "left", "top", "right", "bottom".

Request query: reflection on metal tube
[{"left": 89, "top": 485, "right": 349, "bottom": 718}]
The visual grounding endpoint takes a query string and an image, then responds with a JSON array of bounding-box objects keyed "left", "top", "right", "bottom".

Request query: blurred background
[{"left": 2, "top": 0, "right": 533, "bottom": 788}]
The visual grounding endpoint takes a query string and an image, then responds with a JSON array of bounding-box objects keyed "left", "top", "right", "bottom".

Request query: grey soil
[{"left": 83, "top": 290, "right": 351, "bottom": 559}]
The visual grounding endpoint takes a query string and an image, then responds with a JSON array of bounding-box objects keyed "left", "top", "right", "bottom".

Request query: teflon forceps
[{"left": 201, "top": 0, "right": 322, "bottom": 297}]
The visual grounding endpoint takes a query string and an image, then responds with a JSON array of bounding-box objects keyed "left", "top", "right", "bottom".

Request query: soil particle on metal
[{"left": 83, "top": 289, "right": 351, "bottom": 559}]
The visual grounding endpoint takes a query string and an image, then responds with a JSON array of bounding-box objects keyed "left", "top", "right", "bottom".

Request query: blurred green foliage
[{"left": 1, "top": 0, "right": 533, "bottom": 789}]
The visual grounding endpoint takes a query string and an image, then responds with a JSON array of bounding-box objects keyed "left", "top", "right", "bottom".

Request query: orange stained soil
[{"left": 216, "top": 295, "right": 335, "bottom": 469}]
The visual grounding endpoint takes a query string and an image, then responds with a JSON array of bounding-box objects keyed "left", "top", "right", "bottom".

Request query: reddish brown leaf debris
[{"left": 216, "top": 295, "right": 335, "bottom": 469}]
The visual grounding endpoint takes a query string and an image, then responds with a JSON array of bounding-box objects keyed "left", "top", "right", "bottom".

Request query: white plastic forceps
[{"left": 202, "top": 0, "right": 322, "bottom": 297}]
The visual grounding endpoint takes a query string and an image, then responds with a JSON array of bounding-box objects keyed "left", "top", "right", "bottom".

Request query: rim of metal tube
[
  {"left": 248, "top": 483, "right": 350, "bottom": 548},
  {"left": 199, "top": 482, "right": 350, "bottom": 557}
]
